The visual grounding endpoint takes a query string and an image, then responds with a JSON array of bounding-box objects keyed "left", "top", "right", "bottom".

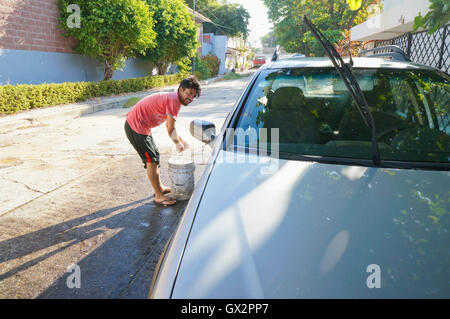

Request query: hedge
[
  {"left": 0, "top": 74, "right": 181, "bottom": 115},
  {"left": 202, "top": 55, "right": 220, "bottom": 78},
  {"left": 193, "top": 54, "right": 221, "bottom": 80}
]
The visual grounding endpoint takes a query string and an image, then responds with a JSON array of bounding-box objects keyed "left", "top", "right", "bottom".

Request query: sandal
[{"left": 154, "top": 198, "right": 176, "bottom": 206}]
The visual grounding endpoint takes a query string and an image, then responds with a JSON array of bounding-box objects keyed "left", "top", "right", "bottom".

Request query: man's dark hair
[{"left": 179, "top": 75, "right": 201, "bottom": 97}]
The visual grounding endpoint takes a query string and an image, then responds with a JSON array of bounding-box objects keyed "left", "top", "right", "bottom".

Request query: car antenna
[
  {"left": 349, "top": 37, "right": 354, "bottom": 67},
  {"left": 303, "top": 15, "right": 380, "bottom": 165},
  {"left": 271, "top": 45, "right": 280, "bottom": 62}
]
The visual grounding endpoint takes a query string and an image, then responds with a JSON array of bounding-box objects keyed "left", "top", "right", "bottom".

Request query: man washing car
[{"left": 124, "top": 75, "right": 201, "bottom": 206}]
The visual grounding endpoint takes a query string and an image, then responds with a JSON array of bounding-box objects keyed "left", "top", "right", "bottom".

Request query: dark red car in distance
[{"left": 252, "top": 55, "right": 266, "bottom": 68}]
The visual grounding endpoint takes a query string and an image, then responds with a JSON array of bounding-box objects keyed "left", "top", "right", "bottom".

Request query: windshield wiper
[{"left": 303, "top": 16, "right": 381, "bottom": 165}]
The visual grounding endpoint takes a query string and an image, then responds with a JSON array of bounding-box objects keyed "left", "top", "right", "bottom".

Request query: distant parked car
[{"left": 252, "top": 56, "right": 266, "bottom": 68}]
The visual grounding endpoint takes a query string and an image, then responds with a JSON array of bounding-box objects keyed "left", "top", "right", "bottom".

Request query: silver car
[{"left": 150, "top": 56, "right": 449, "bottom": 298}]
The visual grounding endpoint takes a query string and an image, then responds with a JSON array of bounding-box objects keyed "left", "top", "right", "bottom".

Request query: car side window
[{"left": 423, "top": 76, "right": 450, "bottom": 134}]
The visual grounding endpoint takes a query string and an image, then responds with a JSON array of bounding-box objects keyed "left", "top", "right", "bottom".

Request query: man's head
[{"left": 178, "top": 75, "right": 201, "bottom": 106}]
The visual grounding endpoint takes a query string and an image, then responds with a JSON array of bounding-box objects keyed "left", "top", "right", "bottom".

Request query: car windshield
[{"left": 234, "top": 67, "right": 450, "bottom": 164}]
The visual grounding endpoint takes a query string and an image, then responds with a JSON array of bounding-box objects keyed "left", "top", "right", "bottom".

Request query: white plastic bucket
[{"left": 168, "top": 157, "right": 195, "bottom": 200}]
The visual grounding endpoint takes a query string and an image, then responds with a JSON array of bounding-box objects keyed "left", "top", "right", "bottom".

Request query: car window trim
[{"left": 224, "top": 70, "right": 263, "bottom": 151}]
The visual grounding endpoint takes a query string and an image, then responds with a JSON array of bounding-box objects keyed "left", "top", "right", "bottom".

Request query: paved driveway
[{"left": 0, "top": 73, "right": 252, "bottom": 298}]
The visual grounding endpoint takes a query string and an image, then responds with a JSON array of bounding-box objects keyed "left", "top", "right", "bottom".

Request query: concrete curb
[{"left": 0, "top": 75, "right": 225, "bottom": 134}]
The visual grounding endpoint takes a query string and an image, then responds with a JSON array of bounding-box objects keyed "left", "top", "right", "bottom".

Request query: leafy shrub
[
  {"left": 0, "top": 74, "right": 180, "bottom": 115},
  {"left": 194, "top": 54, "right": 221, "bottom": 80},
  {"left": 58, "top": 0, "right": 156, "bottom": 80},
  {"left": 202, "top": 55, "right": 220, "bottom": 77},
  {"left": 194, "top": 55, "right": 211, "bottom": 80},
  {"left": 176, "top": 57, "right": 193, "bottom": 77}
]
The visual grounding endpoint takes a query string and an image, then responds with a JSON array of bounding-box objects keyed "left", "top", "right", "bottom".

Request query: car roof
[{"left": 264, "top": 57, "right": 440, "bottom": 72}]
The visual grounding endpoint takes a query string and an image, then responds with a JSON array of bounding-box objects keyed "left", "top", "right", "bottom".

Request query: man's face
[{"left": 178, "top": 87, "right": 197, "bottom": 106}]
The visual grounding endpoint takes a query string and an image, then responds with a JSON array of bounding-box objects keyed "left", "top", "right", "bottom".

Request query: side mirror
[{"left": 190, "top": 120, "right": 216, "bottom": 144}]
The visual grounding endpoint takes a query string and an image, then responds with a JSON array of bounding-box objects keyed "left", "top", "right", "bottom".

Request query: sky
[{"left": 226, "top": 0, "right": 273, "bottom": 48}]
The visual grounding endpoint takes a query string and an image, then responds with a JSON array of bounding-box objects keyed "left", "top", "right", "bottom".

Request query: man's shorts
[{"left": 124, "top": 120, "right": 160, "bottom": 168}]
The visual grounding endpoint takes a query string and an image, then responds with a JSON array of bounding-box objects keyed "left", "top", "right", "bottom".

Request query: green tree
[
  {"left": 58, "top": 0, "right": 157, "bottom": 80},
  {"left": 414, "top": 0, "right": 450, "bottom": 34},
  {"left": 186, "top": 0, "right": 250, "bottom": 38},
  {"left": 261, "top": 31, "right": 278, "bottom": 48},
  {"left": 346, "top": 0, "right": 363, "bottom": 10},
  {"left": 144, "top": 0, "right": 199, "bottom": 75},
  {"left": 185, "top": 0, "right": 215, "bottom": 9},
  {"left": 263, "top": 0, "right": 380, "bottom": 56},
  {"left": 247, "top": 48, "right": 256, "bottom": 62}
]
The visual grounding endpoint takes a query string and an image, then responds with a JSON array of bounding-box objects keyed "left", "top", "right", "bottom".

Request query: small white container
[{"left": 168, "top": 152, "right": 195, "bottom": 200}]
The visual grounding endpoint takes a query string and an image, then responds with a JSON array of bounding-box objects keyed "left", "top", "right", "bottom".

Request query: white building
[
  {"left": 201, "top": 34, "right": 248, "bottom": 74},
  {"left": 350, "top": 0, "right": 449, "bottom": 73},
  {"left": 350, "top": 0, "right": 431, "bottom": 43}
]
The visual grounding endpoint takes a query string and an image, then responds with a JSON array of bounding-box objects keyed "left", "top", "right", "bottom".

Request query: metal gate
[{"left": 375, "top": 25, "right": 449, "bottom": 74}]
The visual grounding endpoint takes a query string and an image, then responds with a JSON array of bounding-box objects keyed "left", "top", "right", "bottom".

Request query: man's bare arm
[
  {"left": 166, "top": 115, "right": 190, "bottom": 152},
  {"left": 166, "top": 115, "right": 180, "bottom": 144}
]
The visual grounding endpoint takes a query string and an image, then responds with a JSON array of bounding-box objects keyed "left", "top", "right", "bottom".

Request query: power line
[{"left": 196, "top": 3, "right": 235, "bottom": 32}]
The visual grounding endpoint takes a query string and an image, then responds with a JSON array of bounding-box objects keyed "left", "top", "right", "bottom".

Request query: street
[{"left": 0, "top": 74, "right": 252, "bottom": 298}]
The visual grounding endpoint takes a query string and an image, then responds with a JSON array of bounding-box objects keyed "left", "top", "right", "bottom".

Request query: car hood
[{"left": 172, "top": 151, "right": 450, "bottom": 298}]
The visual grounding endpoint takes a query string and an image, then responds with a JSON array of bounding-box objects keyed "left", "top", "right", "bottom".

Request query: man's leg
[
  {"left": 147, "top": 162, "right": 175, "bottom": 205},
  {"left": 124, "top": 120, "right": 174, "bottom": 205}
]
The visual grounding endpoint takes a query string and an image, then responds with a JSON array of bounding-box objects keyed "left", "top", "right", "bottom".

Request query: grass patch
[
  {"left": 123, "top": 97, "right": 142, "bottom": 108},
  {"left": 222, "top": 72, "right": 246, "bottom": 81}
]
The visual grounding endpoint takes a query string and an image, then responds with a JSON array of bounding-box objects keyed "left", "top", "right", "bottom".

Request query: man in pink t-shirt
[{"left": 124, "top": 76, "right": 201, "bottom": 206}]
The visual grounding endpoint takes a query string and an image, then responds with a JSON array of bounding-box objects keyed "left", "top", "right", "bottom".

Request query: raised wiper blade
[{"left": 303, "top": 16, "right": 381, "bottom": 165}]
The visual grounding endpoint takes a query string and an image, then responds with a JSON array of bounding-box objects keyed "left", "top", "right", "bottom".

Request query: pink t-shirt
[{"left": 126, "top": 92, "right": 181, "bottom": 135}]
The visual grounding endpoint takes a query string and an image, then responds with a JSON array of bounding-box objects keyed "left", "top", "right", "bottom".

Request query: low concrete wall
[
  {"left": 213, "top": 35, "right": 228, "bottom": 75},
  {"left": 0, "top": 48, "right": 155, "bottom": 85},
  {"left": 202, "top": 41, "right": 214, "bottom": 56},
  {"left": 201, "top": 33, "right": 229, "bottom": 75}
]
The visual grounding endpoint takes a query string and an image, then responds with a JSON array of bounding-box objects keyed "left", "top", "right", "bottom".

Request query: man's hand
[
  {"left": 179, "top": 137, "right": 190, "bottom": 150},
  {"left": 167, "top": 115, "right": 190, "bottom": 152},
  {"left": 175, "top": 138, "right": 190, "bottom": 153},
  {"left": 175, "top": 141, "right": 185, "bottom": 153}
]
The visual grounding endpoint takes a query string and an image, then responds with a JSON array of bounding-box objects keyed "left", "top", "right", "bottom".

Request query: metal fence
[{"left": 375, "top": 24, "right": 449, "bottom": 73}]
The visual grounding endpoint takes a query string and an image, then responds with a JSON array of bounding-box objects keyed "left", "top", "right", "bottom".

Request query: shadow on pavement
[{"left": 0, "top": 196, "right": 187, "bottom": 298}]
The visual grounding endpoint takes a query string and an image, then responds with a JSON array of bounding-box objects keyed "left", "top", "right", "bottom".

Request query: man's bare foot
[
  {"left": 154, "top": 194, "right": 176, "bottom": 206},
  {"left": 160, "top": 186, "right": 171, "bottom": 194}
]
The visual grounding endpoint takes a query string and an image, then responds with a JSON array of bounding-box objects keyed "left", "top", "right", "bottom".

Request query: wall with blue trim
[{"left": 0, "top": 49, "right": 156, "bottom": 85}]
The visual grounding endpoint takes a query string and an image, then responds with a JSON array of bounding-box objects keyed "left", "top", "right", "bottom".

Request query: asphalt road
[{"left": 0, "top": 73, "right": 253, "bottom": 298}]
